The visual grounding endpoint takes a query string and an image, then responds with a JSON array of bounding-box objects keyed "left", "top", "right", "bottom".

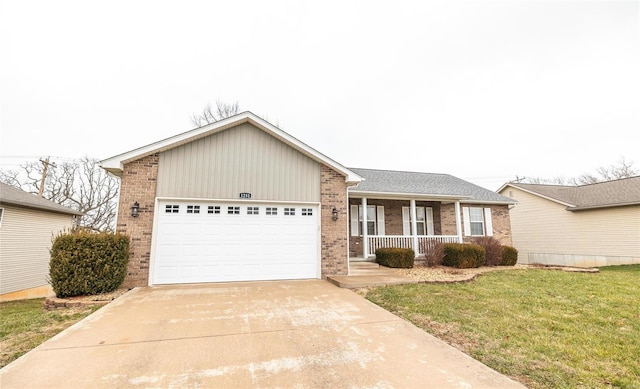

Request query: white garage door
[{"left": 152, "top": 200, "right": 319, "bottom": 284}]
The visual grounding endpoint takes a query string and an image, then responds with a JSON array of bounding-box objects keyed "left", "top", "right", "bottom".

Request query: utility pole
[{"left": 38, "top": 157, "right": 56, "bottom": 197}]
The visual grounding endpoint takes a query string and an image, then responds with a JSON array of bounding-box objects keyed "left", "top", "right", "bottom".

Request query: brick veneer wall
[
  {"left": 489, "top": 205, "right": 513, "bottom": 246},
  {"left": 452, "top": 203, "right": 513, "bottom": 246},
  {"left": 320, "top": 165, "right": 349, "bottom": 277},
  {"left": 116, "top": 154, "right": 159, "bottom": 288}
]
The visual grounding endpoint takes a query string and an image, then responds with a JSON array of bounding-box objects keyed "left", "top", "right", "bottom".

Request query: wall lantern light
[
  {"left": 131, "top": 202, "right": 140, "bottom": 218},
  {"left": 332, "top": 207, "right": 338, "bottom": 221}
]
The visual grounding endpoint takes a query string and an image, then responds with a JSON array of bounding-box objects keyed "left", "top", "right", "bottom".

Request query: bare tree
[
  {"left": 0, "top": 156, "right": 119, "bottom": 232},
  {"left": 191, "top": 100, "right": 241, "bottom": 127},
  {"left": 520, "top": 157, "right": 638, "bottom": 185}
]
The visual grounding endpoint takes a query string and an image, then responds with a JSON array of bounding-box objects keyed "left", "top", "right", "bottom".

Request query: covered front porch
[{"left": 348, "top": 196, "right": 466, "bottom": 259}]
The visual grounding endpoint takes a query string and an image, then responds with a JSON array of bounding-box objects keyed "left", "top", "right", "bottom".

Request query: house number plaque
[{"left": 239, "top": 193, "right": 252, "bottom": 199}]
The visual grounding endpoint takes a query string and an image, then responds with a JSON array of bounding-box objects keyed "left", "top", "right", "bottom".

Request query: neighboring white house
[
  {"left": 0, "top": 183, "right": 82, "bottom": 301},
  {"left": 498, "top": 177, "right": 640, "bottom": 267}
]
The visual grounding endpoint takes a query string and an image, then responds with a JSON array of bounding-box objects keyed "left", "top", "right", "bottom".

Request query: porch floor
[{"left": 327, "top": 262, "right": 418, "bottom": 289}]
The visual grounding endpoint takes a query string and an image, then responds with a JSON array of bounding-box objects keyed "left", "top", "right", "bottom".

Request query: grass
[
  {"left": 0, "top": 298, "right": 100, "bottom": 368},
  {"left": 365, "top": 265, "right": 640, "bottom": 389}
]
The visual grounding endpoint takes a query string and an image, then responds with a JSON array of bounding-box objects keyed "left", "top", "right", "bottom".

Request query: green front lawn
[
  {"left": 366, "top": 265, "right": 640, "bottom": 388},
  {"left": 0, "top": 299, "right": 100, "bottom": 368}
]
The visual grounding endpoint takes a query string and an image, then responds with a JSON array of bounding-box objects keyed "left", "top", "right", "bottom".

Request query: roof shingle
[
  {"left": 0, "top": 183, "right": 82, "bottom": 215},
  {"left": 348, "top": 168, "right": 515, "bottom": 204},
  {"left": 505, "top": 176, "right": 640, "bottom": 210}
]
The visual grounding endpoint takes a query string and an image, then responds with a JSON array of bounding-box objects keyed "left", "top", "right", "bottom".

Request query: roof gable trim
[{"left": 100, "top": 112, "right": 362, "bottom": 184}]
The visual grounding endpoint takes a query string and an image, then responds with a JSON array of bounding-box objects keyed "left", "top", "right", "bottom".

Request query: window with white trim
[
  {"left": 469, "top": 207, "right": 484, "bottom": 235},
  {"left": 301, "top": 208, "right": 313, "bottom": 216},
  {"left": 402, "top": 207, "right": 434, "bottom": 235},
  {"left": 208, "top": 206, "right": 220, "bottom": 214},
  {"left": 186, "top": 205, "right": 200, "bottom": 214},
  {"left": 228, "top": 206, "right": 240, "bottom": 215},
  {"left": 165, "top": 205, "right": 179, "bottom": 213},
  {"left": 284, "top": 207, "right": 295, "bottom": 216},
  {"left": 350, "top": 205, "right": 385, "bottom": 236},
  {"left": 247, "top": 207, "right": 259, "bottom": 215},
  {"left": 462, "top": 206, "right": 493, "bottom": 237}
]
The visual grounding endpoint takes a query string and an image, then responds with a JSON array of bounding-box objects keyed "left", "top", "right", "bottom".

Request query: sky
[{"left": 1, "top": 0, "right": 638, "bottom": 191}]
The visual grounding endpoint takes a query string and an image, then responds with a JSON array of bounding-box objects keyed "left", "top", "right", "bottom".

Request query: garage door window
[
  {"left": 247, "top": 207, "right": 259, "bottom": 215},
  {"left": 284, "top": 207, "right": 295, "bottom": 215},
  {"left": 228, "top": 206, "right": 240, "bottom": 214},
  {"left": 208, "top": 206, "right": 220, "bottom": 214},
  {"left": 187, "top": 205, "right": 200, "bottom": 214},
  {"left": 302, "top": 208, "right": 313, "bottom": 216},
  {"left": 165, "top": 205, "right": 179, "bottom": 213},
  {"left": 266, "top": 207, "right": 277, "bottom": 215}
]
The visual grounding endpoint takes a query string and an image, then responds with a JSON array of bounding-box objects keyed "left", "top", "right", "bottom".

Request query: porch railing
[{"left": 367, "top": 235, "right": 460, "bottom": 257}]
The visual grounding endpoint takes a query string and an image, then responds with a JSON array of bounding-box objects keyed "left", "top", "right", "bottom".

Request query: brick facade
[
  {"left": 320, "top": 164, "right": 349, "bottom": 277},
  {"left": 488, "top": 205, "right": 512, "bottom": 246},
  {"left": 116, "top": 154, "right": 159, "bottom": 288}
]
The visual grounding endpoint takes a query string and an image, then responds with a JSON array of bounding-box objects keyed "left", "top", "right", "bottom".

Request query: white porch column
[
  {"left": 362, "top": 197, "right": 369, "bottom": 257},
  {"left": 410, "top": 199, "right": 418, "bottom": 254},
  {"left": 455, "top": 200, "right": 463, "bottom": 243}
]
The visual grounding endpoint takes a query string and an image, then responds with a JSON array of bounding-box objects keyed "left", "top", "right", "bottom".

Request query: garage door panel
[{"left": 153, "top": 201, "right": 319, "bottom": 284}]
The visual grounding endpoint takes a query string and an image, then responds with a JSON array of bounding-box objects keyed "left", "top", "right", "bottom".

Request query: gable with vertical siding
[{"left": 157, "top": 122, "right": 321, "bottom": 202}]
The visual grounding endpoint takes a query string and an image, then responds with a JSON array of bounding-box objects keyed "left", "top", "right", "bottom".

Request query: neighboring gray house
[
  {"left": 101, "top": 112, "right": 515, "bottom": 288},
  {"left": 498, "top": 177, "right": 640, "bottom": 267},
  {"left": 0, "top": 183, "right": 82, "bottom": 301}
]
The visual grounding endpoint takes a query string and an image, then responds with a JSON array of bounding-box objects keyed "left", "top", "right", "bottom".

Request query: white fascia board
[
  {"left": 348, "top": 190, "right": 471, "bottom": 201},
  {"left": 459, "top": 199, "right": 517, "bottom": 205},
  {"left": 99, "top": 111, "right": 363, "bottom": 184}
]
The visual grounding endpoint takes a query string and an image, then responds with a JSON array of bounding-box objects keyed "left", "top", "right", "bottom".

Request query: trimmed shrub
[
  {"left": 49, "top": 231, "right": 130, "bottom": 298},
  {"left": 420, "top": 240, "right": 445, "bottom": 267},
  {"left": 375, "top": 248, "right": 415, "bottom": 268},
  {"left": 472, "top": 236, "right": 503, "bottom": 266},
  {"left": 443, "top": 243, "right": 486, "bottom": 268},
  {"left": 500, "top": 246, "right": 519, "bottom": 266}
]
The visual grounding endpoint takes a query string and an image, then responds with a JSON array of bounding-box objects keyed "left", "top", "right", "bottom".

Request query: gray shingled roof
[
  {"left": 0, "top": 182, "right": 82, "bottom": 215},
  {"left": 348, "top": 168, "right": 515, "bottom": 204},
  {"left": 506, "top": 176, "right": 640, "bottom": 210}
]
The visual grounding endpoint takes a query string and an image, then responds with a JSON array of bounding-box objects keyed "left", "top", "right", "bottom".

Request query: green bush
[
  {"left": 472, "top": 236, "right": 503, "bottom": 266},
  {"left": 443, "top": 243, "right": 486, "bottom": 268},
  {"left": 375, "top": 248, "right": 415, "bottom": 268},
  {"left": 500, "top": 246, "right": 519, "bottom": 266},
  {"left": 49, "top": 231, "right": 130, "bottom": 298}
]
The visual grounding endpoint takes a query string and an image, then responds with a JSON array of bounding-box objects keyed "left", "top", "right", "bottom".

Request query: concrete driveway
[{"left": 1, "top": 280, "right": 524, "bottom": 388}]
